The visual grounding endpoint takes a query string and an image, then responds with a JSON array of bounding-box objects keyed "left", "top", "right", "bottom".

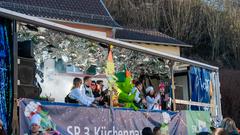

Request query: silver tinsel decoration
[
  {"left": 17, "top": 23, "right": 108, "bottom": 74},
  {"left": 17, "top": 23, "right": 170, "bottom": 79},
  {"left": 112, "top": 47, "right": 170, "bottom": 79}
]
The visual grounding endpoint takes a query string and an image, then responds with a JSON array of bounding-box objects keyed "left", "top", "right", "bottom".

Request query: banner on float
[
  {"left": 186, "top": 111, "right": 211, "bottom": 134},
  {"left": 190, "top": 66, "right": 211, "bottom": 111},
  {"left": 19, "top": 99, "right": 211, "bottom": 135}
]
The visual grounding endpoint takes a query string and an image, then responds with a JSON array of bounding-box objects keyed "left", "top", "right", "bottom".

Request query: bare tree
[{"left": 105, "top": 0, "right": 240, "bottom": 68}]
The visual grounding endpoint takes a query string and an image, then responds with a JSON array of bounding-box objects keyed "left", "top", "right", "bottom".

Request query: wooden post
[
  {"left": 168, "top": 61, "right": 176, "bottom": 111},
  {"left": 210, "top": 80, "right": 215, "bottom": 119},
  {"left": 109, "top": 87, "right": 113, "bottom": 107},
  {"left": 11, "top": 20, "right": 19, "bottom": 134}
]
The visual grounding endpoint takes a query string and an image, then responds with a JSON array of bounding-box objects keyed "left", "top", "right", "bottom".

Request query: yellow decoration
[{"left": 105, "top": 45, "right": 120, "bottom": 107}]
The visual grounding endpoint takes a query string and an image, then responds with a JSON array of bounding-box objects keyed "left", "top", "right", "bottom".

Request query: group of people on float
[
  {"left": 130, "top": 80, "right": 172, "bottom": 111},
  {"left": 65, "top": 76, "right": 109, "bottom": 107},
  {"left": 65, "top": 76, "right": 172, "bottom": 111}
]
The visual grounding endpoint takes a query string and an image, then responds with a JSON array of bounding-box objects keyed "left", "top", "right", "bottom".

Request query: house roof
[
  {"left": 0, "top": 0, "right": 189, "bottom": 47},
  {"left": 0, "top": 0, "right": 120, "bottom": 28},
  {"left": 115, "top": 29, "right": 192, "bottom": 47}
]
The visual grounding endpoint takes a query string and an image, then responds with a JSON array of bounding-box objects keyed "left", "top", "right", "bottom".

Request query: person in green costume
[{"left": 115, "top": 68, "right": 146, "bottom": 110}]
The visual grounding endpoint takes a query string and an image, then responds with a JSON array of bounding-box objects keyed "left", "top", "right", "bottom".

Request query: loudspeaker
[
  {"left": 18, "top": 40, "right": 33, "bottom": 58},
  {"left": 17, "top": 85, "right": 40, "bottom": 98},
  {"left": 17, "top": 40, "right": 40, "bottom": 98},
  {"left": 18, "top": 57, "right": 36, "bottom": 85}
]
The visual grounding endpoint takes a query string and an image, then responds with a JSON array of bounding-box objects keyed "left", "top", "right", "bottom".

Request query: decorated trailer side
[{"left": 0, "top": 8, "right": 222, "bottom": 135}]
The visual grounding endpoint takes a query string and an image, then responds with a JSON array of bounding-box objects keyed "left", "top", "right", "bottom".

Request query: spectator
[
  {"left": 212, "top": 128, "right": 228, "bottom": 135},
  {"left": 131, "top": 81, "right": 147, "bottom": 109},
  {"left": 221, "top": 117, "right": 239, "bottom": 135},
  {"left": 0, "top": 120, "right": 7, "bottom": 135},
  {"left": 68, "top": 77, "right": 103, "bottom": 106},
  {"left": 153, "top": 126, "right": 161, "bottom": 135},
  {"left": 142, "top": 127, "right": 154, "bottom": 135}
]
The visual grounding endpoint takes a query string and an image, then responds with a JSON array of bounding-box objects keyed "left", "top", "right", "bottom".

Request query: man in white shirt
[{"left": 69, "top": 77, "right": 103, "bottom": 106}]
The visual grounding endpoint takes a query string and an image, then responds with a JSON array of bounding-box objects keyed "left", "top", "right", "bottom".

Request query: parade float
[{"left": 0, "top": 8, "right": 222, "bottom": 135}]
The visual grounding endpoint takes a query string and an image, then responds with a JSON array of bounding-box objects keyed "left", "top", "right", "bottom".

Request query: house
[
  {"left": 0, "top": 0, "right": 191, "bottom": 56},
  {"left": 0, "top": 0, "right": 120, "bottom": 37},
  {"left": 115, "top": 28, "right": 192, "bottom": 56}
]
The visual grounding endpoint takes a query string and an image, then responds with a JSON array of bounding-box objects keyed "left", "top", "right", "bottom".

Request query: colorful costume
[
  {"left": 105, "top": 45, "right": 139, "bottom": 110},
  {"left": 115, "top": 69, "right": 140, "bottom": 110}
]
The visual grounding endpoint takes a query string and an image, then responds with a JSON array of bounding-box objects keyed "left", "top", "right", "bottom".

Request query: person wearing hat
[
  {"left": 158, "top": 82, "right": 170, "bottom": 110},
  {"left": 158, "top": 83, "right": 165, "bottom": 94},
  {"left": 29, "top": 114, "right": 43, "bottom": 135},
  {"left": 145, "top": 86, "right": 156, "bottom": 110},
  {"left": 146, "top": 86, "right": 162, "bottom": 111}
]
